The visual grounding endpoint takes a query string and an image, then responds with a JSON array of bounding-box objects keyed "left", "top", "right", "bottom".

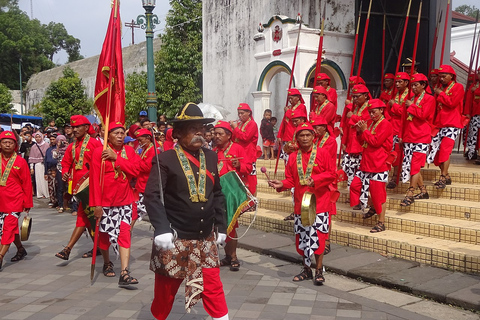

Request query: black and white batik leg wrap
[
  {"left": 0, "top": 212, "right": 20, "bottom": 240},
  {"left": 250, "top": 162, "right": 256, "bottom": 176},
  {"left": 294, "top": 212, "right": 329, "bottom": 267},
  {"left": 136, "top": 193, "right": 147, "bottom": 221},
  {"left": 467, "top": 115, "right": 480, "bottom": 160},
  {"left": 99, "top": 205, "right": 133, "bottom": 255},
  {"left": 427, "top": 127, "right": 461, "bottom": 164},
  {"left": 341, "top": 153, "right": 361, "bottom": 187},
  {"left": 401, "top": 143, "right": 429, "bottom": 183},
  {"left": 356, "top": 171, "right": 389, "bottom": 210},
  {"left": 392, "top": 135, "right": 399, "bottom": 151}
]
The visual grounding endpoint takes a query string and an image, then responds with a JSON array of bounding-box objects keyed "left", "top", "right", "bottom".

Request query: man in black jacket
[{"left": 145, "top": 103, "right": 229, "bottom": 320}]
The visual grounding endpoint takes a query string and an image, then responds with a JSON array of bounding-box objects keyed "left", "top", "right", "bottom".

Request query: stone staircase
[{"left": 239, "top": 154, "right": 480, "bottom": 274}]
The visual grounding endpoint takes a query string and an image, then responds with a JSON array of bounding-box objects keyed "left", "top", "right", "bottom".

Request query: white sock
[{"left": 213, "top": 314, "right": 229, "bottom": 320}]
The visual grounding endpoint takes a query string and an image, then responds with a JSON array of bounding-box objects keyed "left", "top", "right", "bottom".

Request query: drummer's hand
[
  {"left": 62, "top": 172, "right": 70, "bottom": 181},
  {"left": 216, "top": 233, "right": 227, "bottom": 246},
  {"left": 231, "top": 159, "right": 240, "bottom": 168},
  {"left": 306, "top": 177, "right": 314, "bottom": 187},
  {"left": 102, "top": 149, "right": 117, "bottom": 161},
  {"left": 44, "top": 175, "right": 48, "bottom": 181},
  {"left": 229, "top": 120, "right": 238, "bottom": 129},
  {"left": 154, "top": 233, "right": 175, "bottom": 250},
  {"left": 94, "top": 206, "right": 103, "bottom": 220},
  {"left": 268, "top": 179, "right": 283, "bottom": 189}
]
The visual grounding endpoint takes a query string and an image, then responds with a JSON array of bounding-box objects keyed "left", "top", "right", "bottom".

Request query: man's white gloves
[
  {"left": 216, "top": 233, "right": 227, "bottom": 246},
  {"left": 154, "top": 233, "right": 174, "bottom": 250}
]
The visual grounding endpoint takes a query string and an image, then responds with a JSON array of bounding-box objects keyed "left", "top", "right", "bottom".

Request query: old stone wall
[{"left": 24, "top": 38, "right": 161, "bottom": 112}]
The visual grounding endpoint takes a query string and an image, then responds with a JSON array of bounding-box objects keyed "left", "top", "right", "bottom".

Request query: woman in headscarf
[
  {"left": 28, "top": 131, "right": 50, "bottom": 199},
  {"left": 53, "top": 135, "right": 69, "bottom": 212}
]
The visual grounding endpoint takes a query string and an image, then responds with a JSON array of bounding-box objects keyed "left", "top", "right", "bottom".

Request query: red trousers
[
  {"left": 434, "top": 137, "right": 455, "bottom": 166},
  {"left": 1, "top": 214, "right": 19, "bottom": 245},
  {"left": 295, "top": 229, "right": 328, "bottom": 256},
  {"left": 411, "top": 152, "right": 427, "bottom": 176},
  {"left": 350, "top": 177, "right": 387, "bottom": 214},
  {"left": 75, "top": 202, "right": 90, "bottom": 228},
  {"left": 151, "top": 268, "right": 228, "bottom": 320},
  {"left": 98, "top": 221, "right": 131, "bottom": 250},
  {"left": 248, "top": 175, "right": 257, "bottom": 195}
]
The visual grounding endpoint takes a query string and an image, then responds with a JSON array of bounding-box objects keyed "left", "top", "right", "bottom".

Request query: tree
[
  {"left": 454, "top": 5, "right": 479, "bottom": 19},
  {"left": 125, "top": 71, "right": 148, "bottom": 125},
  {"left": 0, "top": 0, "right": 83, "bottom": 89},
  {"left": 40, "top": 66, "right": 91, "bottom": 127},
  {"left": 0, "top": 83, "right": 14, "bottom": 113},
  {"left": 154, "top": 0, "right": 202, "bottom": 118}
]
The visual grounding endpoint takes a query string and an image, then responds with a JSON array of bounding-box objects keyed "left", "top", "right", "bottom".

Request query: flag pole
[
  {"left": 313, "top": 2, "right": 327, "bottom": 86},
  {"left": 428, "top": 10, "right": 442, "bottom": 77},
  {"left": 347, "top": 0, "right": 363, "bottom": 99},
  {"left": 439, "top": 0, "right": 451, "bottom": 65},
  {"left": 274, "top": 13, "right": 302, "bottom": 179},
  {"left": 92, "top": 0, "right": 119, "bottom": 282},
  {"left": 355, "top": 0, "right": 372, "bottom": 84},
  {"left": 381, "top": 14, "right": 386, "bottom": 91}
]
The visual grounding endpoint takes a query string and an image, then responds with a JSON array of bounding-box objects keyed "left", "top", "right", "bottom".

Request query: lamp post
[{"left": 137, "top": 0, "right": 159, "bottom": 123}]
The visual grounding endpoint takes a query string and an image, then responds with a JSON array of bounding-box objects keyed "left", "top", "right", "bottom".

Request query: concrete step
[{"left": 239, "top": 208, "right": 480, "bottom": 274}]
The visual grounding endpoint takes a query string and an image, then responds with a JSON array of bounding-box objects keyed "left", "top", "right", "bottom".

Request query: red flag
[{"left": 94, "top": 0, "right": 125, "bottom": 127}]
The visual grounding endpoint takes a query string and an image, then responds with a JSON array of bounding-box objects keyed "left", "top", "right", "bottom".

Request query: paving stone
[
  {"left": 326, "top": 252, "right": 387, "bottom": 276},
  {"left": 348, "top": 258, "right": 420, "bottom": 287},
  {"left": 412, "top": 272, "right": 480, "bottom": 303}
]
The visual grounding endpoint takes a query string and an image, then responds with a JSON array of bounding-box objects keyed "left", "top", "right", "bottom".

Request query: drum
[
  {"left": 219, "top": 171, "right": 257, "bottom": 234},
  {"left": 72, "top": 174, "right": 96, "bottom": 233},
  {"left": 20, "top": 215, "right": 32, "bottom": 241},
  {"left": 301, "top": 192, "right": 316, "bottom": 227}
]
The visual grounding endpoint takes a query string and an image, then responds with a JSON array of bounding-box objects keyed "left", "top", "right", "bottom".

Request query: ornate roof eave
[{"left": 262, "top": 15, "right": 310, "bottom": 29}]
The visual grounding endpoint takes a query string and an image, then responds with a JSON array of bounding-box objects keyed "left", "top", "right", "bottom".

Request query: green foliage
[
  {"left": 0, "top": 0, "right": 82, "bottom": 89},
  {"left": 40, "top": 66, "right": 91, "bottom": 127},
  {"left": 0, "top": 83, "right": 14, "bottom": 113},
  {"left": 155, "top": 0, "right": 202, "bottom": 118},
  {"left": 125, "top": 71, "right": 148, "bottom": 125},
  {"left": 454, "top": 5, "right": 479, "bottom": 19}
]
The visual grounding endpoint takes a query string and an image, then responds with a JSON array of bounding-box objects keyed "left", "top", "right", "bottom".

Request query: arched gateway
[{"left": 251, "top": 15, "right": 351, "bottom": 124}]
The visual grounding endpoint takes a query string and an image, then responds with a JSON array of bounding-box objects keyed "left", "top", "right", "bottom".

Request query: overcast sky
[
  {"left": 18, "top": 0, "right": 171, "bottom": 64},
  {"left": 17, "top": 0, "right": 477, "bottom": 65}
]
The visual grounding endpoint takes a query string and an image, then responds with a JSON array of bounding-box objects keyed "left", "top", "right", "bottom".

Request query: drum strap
[{"left": 0, "top": 153, "right": 17, "bottom": 186}]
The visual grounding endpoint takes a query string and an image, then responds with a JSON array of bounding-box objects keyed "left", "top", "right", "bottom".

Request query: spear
[
  {"left": 274, "top": 13, "right": 302, "bottom": 179},
  {"left": 381, "top": 14, "right": 386, "bottom": 91},
  {"left": 428, "top": 10, "right": 443, "bottom": 77},
  {"left": 355, "top": 0, "right": 373, "bottom": 84},
  {"left": 347, "top": 0, "right": 363, "bottom": 99},
  {"left": 314, "top": 1, "right": 327, "bottom": 85},
  {"left": 439, "top": 0, "right": 451, "bottom": 65},
  {"left": 395, "top": 0, "right": 412, "bottom": 75}
]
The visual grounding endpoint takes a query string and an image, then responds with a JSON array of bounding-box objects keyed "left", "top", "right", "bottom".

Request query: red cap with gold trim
[
  {"left": 395, "top": 72, "right": 410, "bottom": 81},
  {"left": 410, "top": 73, "right": 428, "bottom": 83},
  {"left": 384, "top": 73, "right": 395, "bottom": 79},
  {"left": 352, "top": 84, "right": 370, "bottom": 94},
  {"left": 287, "top": 88, "right": 305, "bottom": 104},
  {"left": 294, "top": 122, "right": 315, "bottom": 138},
  {"left": 367, "top": 99, "right": 386, "bottom": 110},
  {"left": 70, "top": 115, "right": 90, "bottom": 127},
  {"left": 316, "top": 73, "right": 330, "bottom": 81},
  {"left": 108, "top": 121, "right": 125, "bottom": 132},
  {"left": 438, "top": 64, "right": 456, "bottom": 78},
  {"left": 135, "top": 128, "right": 153, "bottom": 138},
  {"left": 214, "top": 120, "right": 233, "bottom": 134},
  {"left": 290, "top": 107, "right": 308, "bottom": 119},
  {"left": 312, "top": 86, "right": 329, "bottom": 96},
  {"left": 310, "top": 115, "right": 328, "bottom": 126}
]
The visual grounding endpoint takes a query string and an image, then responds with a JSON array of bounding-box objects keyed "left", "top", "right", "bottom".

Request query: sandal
[
  {"left": 400, "top": 187, "right": 415, "bottom": 207},
  {"left": 413, "top": 186, "right": 429, "bottom": 199},
  {"left": 0, "top": 253, "right": 4, "bottom": 270},
  {"left": 230, "top": 259, "right": 240, "bottom": 272},
  {"left": 386, "top": 180, "right": 397, "bottom": 189},
  {"left": 118, "top": 268, "right": 138, "bottom": 286},
  {"left": 324, "top": 240, "right": 331, "bottom": 255},
  {"left": 82, "top": 249, "right": 101, "bottom": 259},
  {"left": 445, "top": 175, "right": 452, "bottom": 185},
  {"left": 284, "top": 212, "right": 295, "bottom": 221},
  {"left": 103, "top": 261, "right": 116, "bottom": 277},
  {"left": 292, "top": 267, "right": 313, "bottom": 282},
  {"left": 220, "top": 255, "right": 232, "bottom": 267},
  {"left": 435, "top": 175, "right": 447, "bottom": 189},
  {"left": 55, "top": 246, "right": 71, "bottom": 260},
  {"left": 10, "top": 247, "right": 27, "bottom": 262},
  {"left": 57, "top": 207, "right": 64, "bottom": 213},
  {"left": 370, "top": 221, "right": 386, "bottom": 233},
  {"left": 362, "top": 207, "right": 376, "bottom": 219},
  {"left": 352, "top": 204, "right": 362, "bottom": 210},
  {"left": 313, "top": 269, "right": 325, "bottom": 286}
]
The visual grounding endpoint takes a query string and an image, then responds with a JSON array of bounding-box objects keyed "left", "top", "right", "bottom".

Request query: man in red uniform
[
  {"left": 55, "top": 115, "right": 102, "bottom": 260},
  {"left": 428, "top": 65, "right": 465, "bottom": 188},
  {"left": 350, "top": 99, "right": 393, "bottom": 233},
  {"left": 379, "top": 73, "right": 395, "bottom": 104},
  {"left": 399, "top": 74, "right": 435, "bottom": 206},
  {"left": 429, "top": 69, "right": 441, "bottom": 92},
  {"left": 268, "top": 123, "right": 336, "bottom": 285},
  {"left": 346, "top": 76, "right": 366, "bottom": 102},
  {"left": 90, "top": 122, "right": 140, "bottom": 285},
  {"left": 133, "top": 128, "right": 156, "bottom": 222},
  {"left": 311, "top": 86, "right": 336, "bottom": 134},
  {"left": 386, "top": 72, "right": 411, "bottom": 189},
  {"left": 213, "top": 120, "right": 252, "bottom": 272},
  {"left": 278, "top": 89, "right": 308, "bottom": 159},
  {"left": 340, "top": 84, "right": 371, "bottom": 187},
  {"left": 315, "top": 73, "right": 338, "bottom": 108},
  {"left": 465, "top": 67, "right": 480, "bottom": 160},
  {"left": 0, "top": 131, "right": 33, "bottom": 269},
  {"left": 230, "top": 103, "right": 258, "bottom": 195}
]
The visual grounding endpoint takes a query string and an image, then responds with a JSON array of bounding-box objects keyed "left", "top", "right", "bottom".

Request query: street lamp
[{"left": 137, "top": 0, "right": 159, "bottom": 123}]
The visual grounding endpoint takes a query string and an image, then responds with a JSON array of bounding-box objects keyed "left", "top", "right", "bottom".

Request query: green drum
[{"left": 72, "top": 174, "right": 96, "bottom": 235}]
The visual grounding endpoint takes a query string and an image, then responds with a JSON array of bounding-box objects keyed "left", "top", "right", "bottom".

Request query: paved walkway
[{"left": 0, "top": 199, "right": 478, "bottom": 320}]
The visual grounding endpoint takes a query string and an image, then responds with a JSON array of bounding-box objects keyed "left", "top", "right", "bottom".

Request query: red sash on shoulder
[{"left": 184, "top": 151, "right": 215, "bottom": 184}]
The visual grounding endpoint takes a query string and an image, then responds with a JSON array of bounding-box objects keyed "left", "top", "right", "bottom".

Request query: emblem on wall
[{"left": 272, "top": 25, "right": 282, "bottom": 43}]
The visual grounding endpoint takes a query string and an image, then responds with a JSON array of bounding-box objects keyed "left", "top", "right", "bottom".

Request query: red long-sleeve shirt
[
  {"left": 326, "top": 87, "right": 338, "bottom": 109},
  {"left": 434, "top": 81, "right": 465, "bottom": 128},
  {"left": 379, "top": 88, "right": 394, "bottom": 104},
  {"left": 341, "top": 102, "right": 370, "bottom": 154},
  {"left": 278, "top": 103, "right": 308, "bottom": 142},
  {"left": 279, "top": 146, "right": 336, "bottom": 214},
  {"left": 61, "top": 135, "right": 102, "bottom": 190},
  {"left": 135, "top": 143, "right": 157, "bottom": 193},
  {"left": 388, "top": 89, "right": 411, "bottom": 137},
  {"left": 0, "top": 155, "right": 33, "bottom": 212},
  {"left": 214, "top": 141, "right": 252, "bottom": 193},
  {"left": 403, "top": 92, "right": 436, "bottom": 144},
  {"left": 232, "top": 117, "right": 258, "bottom": 164},
  {"left": 310, "top": 101, "right": 336, "bottom": 134},
  {"left": 315, "top": 133, "right": 337, "bottom": 160},
  {"left": 90, "top": 145, "right": 140, "bottom": 207},
  {"left": 356, "top": 118, "right": 393, "bottom": 173},
  {"left": 465, "top": 82, "right": 480, "bottom": 117}
]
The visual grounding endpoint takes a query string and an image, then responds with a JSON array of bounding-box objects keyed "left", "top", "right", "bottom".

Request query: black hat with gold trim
[{"left": 170, "top": 102, "right": 215, "bottom": 124}]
